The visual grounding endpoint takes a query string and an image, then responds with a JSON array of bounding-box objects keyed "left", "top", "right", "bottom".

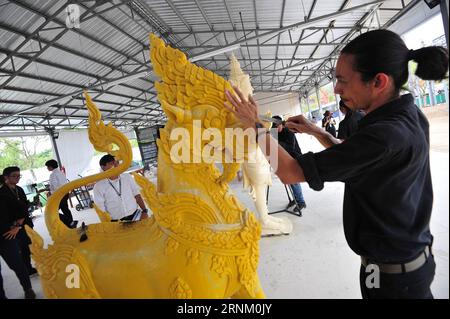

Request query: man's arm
[
  {"left": 134, "top": 194, "right": 147, "bottom": 214},
  {"left": 224, "top": 87, "right": 306, "bottom": 184},
  {"left": 258, "top": 131, "right": 306, "bottom": 184},
  {"left": 134, "top": 194, "right": 148, "bottom": 219},
  {"left": 128, "top": 174, "right": 148, "bottom": 219},
  {"left": 310, "top": 127, "right": 341, "bottom": 149},
  {"left": 48, "top": 172, "right": 56, "bottom": 194},
  {"left": 286, "top": 115, "right": 341, "bottom": 149}
]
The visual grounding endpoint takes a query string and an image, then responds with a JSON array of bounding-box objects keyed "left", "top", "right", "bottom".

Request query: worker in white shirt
[
  {"left": 93, "top": 154, "right": 149, "bottom": 222},
  {"left": 45, "top": 159, "right": 78, "bottom": 229}
]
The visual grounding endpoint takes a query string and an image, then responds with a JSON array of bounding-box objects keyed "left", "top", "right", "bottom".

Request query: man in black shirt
[
  {"left": 337, "top": 100, "right": 364, "bottom": 140},
  {"left": 0, "top": 167, "right": 36, "bottom": 299},
  {"left": 272, "top": 116, "right": 306, "bottom": 211},
  {"left": 225, "top": 29, "right": 448, "bottom": 298},
  {"left": 0, "top": 167, "right": 37, "bottom": 277}
]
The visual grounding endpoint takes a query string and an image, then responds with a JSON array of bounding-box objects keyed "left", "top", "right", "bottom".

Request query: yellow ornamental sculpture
[{"left": 25, "top": 34, "right": 265, "bottom": 298}]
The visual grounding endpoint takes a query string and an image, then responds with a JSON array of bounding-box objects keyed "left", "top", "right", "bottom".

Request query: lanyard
[{"left": 107, "top": 177, "right": 122, "bottom": 197}]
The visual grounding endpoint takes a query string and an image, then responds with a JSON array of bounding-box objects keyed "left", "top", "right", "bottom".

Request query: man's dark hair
[
  {"left": 99, "top": 154, "right": 115, "bottom": 167},
  {"left": 2, "top": 166, "right": 20, "bottom": 177},
  {"left": 272, "top": 115, "right": 282, "bottom": 127},
  {"left": 341, "top": 29, "right": 448, "bottom": 95},
  {"left": 45, "top": 159, "right": 59, "bottom": 169}
]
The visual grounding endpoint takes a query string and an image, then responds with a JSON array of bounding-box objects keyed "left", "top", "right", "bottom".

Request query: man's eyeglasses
[{"left": 8, "top": 174, "right": 22, "bottom": 178}]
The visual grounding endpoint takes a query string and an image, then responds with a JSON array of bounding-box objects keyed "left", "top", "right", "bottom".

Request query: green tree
[
  {"left": 0, "top": 138, "right": 21, "bottom": 169},
  {"left": 0, "top": 136, "right": 51, "bottom": 180},
  {"left": 34, "top": 149, "right": 54, "bottom": 168}
]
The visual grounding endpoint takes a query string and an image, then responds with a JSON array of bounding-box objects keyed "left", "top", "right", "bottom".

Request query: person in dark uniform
[
  {"left": 337, "top": 100, "right": 364, "bottom": 140},
  {"left": 0, "top": 169, "right": 36, "bottom": 299},
  {"left": 271, "top": 116, "right": 307, "bottom": 212},
  {"left": 0, "top": 167, "right": 37, "bottom": 278},
  {"left": 225, "top": 29, "right": 448, "bottom": 299}
]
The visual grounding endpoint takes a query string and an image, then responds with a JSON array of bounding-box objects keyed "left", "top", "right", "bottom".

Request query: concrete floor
[{"left": 1, "top": 105, "right": 448, "bottom": 299}]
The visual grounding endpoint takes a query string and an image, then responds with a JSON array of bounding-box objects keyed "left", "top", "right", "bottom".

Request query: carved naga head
[{"left": 149, "top": 34, "right": 255, "bottom": 168}]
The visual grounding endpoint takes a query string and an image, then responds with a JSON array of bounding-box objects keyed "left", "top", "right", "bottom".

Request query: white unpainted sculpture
[{"left": 228, "top": 54, "right": 293, "bottom": 236}]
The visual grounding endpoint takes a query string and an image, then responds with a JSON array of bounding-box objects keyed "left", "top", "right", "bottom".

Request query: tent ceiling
[{"left": 0, "top": 0, "right": 433, "bottom": 133}]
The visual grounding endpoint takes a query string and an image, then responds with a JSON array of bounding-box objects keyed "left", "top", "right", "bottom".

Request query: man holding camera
[{"left": 272, "top": 116, "right": 307, "bottom": 212}]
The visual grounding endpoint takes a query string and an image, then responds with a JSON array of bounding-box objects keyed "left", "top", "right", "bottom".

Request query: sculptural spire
[{"left": 229, "top": 53, "right": 254, "bottom": 100}]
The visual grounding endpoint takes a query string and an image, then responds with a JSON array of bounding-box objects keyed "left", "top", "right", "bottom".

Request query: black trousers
[
  {"left": 16, "top": 229, "right": 33, "bottom": 274},
  {"left": 359, "top": 253, "right": 435, "bottom": 299},
  {"left": 0, "top": 238, "right": 32, "bottom": 298},
  {"left": 59, "top": 193, "right": 74, "bottom": 227}
]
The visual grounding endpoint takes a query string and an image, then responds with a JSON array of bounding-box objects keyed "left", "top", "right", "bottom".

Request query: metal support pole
[
  {"left": 441, "top": 0, "right": 449, "bottom": 50},
  {"left": 315, "top": 85, "right": 322, "bottom": 117},
  {"left": 332, "top": 77, "right": 341, "bottom": 120},
  {"left": 306, "top": 94, "right": 312, "bottom": 120},
  {"left": 375, "top": 6, "right": 381, "bottom": 29},
  {"left": 428, "top": 81, "right": 436, "bottom": 106},
  {"left": 445, "top": 82, "right": 449, "bottom": 106},
  {"left": 415, "top": 78, "right": 423, "bottom": 108},
  {"left": 47, "top": 128, "right": 62, "bottom": 166},
  {"left": 298, "top": 95, "right": 303, "bottom": 115}
]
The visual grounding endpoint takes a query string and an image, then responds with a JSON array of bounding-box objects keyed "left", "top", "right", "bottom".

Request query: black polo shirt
[{"left": 296, "top": 94, "right": 433, "bottom": 263}]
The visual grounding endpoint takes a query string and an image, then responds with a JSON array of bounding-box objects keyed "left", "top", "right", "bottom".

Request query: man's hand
[
  {"left": 224, "top": 86, "right": 260, "bottom": 130},
  {"left": 139, "top": 208, "right": 149, "bottom": 220},
  {"left": 3, "top": 226, "right": 20, "bottom": 240},
  {"left": 140, "top": 212, "right": 148, "bottom": 220},
  {"left": 287, "top": 115, "right": 341, "bottom": 148},
  {"left": 285, "top": 115, "right": 318, "bottom": 135}
]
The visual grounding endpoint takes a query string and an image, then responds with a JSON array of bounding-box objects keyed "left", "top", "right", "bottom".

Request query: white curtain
[
  {"left": 53, "top": 129, "right": 138, "bottom": 181},
  {"left": 55, "top": 129, "right": 95, "bottom": 181}
]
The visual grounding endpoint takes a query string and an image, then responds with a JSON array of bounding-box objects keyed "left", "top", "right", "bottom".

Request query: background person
[
  {"left": 45, "top": 159, "right": 78, "bottom": 229},
  {"left": 272, "top": 115, "right": 307, "bottom": 212},
  {"left": 337, "top": 100, "right": 364, "bottom": 140},
  {"left": 93, "top": 154, "right": 149, "bottom": 222},
  {"left": 322, "top": 110, "right": 336, "bottom": 137},
  {"left": 0, "top": 167, "right": 37, "bottom": 278}
]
